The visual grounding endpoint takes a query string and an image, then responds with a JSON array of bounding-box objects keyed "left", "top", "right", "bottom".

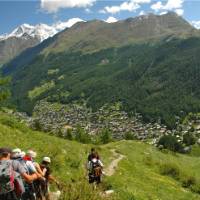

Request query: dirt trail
[{"left": 105, "top": 149, "right": 125, "bottom": 176}]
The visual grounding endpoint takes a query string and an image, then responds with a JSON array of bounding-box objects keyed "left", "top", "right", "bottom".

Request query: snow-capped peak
[{"left": 0, "top": 18, "right": 85, "bottom": 42}]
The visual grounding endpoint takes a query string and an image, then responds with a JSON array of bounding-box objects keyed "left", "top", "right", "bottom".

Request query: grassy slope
[{"left": 1, "top": 112, "right": 200, "bottom": 200}]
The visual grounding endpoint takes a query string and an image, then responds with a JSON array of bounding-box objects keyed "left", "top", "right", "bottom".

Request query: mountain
[
  {"left": 0, "top": 18, "right": 84, "bottom": 65},
  {"left": 0, "top": 32, "right": 40, "bottom": 66},
  {"left": 42, "top": 12, "right": 198, "bottom": 55},
  {"left": 1, "top": 111, "right": 200, "bottom": 200},
  {"left": 2, "top": 12, "right": 200, "bottom": 127}
]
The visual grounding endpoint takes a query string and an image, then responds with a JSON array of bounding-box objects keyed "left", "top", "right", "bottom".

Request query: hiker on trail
[
  {"left": 0, "top": 147, "right": 42, "bottom": 200},
  {"left": 87, "top": 148, "right": 104, "bottom": 184},
  {"left": 88, "top": 148, "right": 100, "bottom": 162},
  {"left": 39, "top": 157, "right": 59, "bottom": 200}
]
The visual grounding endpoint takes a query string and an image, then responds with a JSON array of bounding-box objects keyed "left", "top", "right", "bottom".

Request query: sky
[{"left": 0, "top": 0, "right": 200, "bottom": 34}]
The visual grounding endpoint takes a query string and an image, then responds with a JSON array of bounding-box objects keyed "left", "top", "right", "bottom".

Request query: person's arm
[
  {"left": 21, "top": 173, "right": 41, "bottom": 183},
  {"left": 35, "top": 162, "right": 46, "bottom": 176}
]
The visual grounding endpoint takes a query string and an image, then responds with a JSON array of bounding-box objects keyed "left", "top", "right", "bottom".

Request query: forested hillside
[{"left": 4, "top": 37, "right": 200, "bottom": 127}]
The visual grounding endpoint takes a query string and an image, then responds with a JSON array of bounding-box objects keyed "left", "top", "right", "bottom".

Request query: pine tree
[{"left": 0, "top": 77, "right": 11, "bottom": 105}]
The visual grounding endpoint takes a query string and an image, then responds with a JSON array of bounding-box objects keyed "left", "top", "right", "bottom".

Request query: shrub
[
  {"left": 183, "top": 133, "right": 196, "bottom": 146},
  {"left": 64, "top": 129, "right": 73, "bottom": 140},
  {"left": 181, "top": 176, "right": 196, "bottom": 188},
  {"left": 59, "top": 179, "right": 117, "bottom": 200},
  {"left": 74, "top": 125, "right": 92, "bottom": 144},
  {"left": 158, "top": 135, "right": 183, "bottom": 152},
  {"left": 99, "top": 128, "right": 112, "bottom": 144},
  {"left": 124, "top": 132, "right": 136, "bottom": 140},
  {"left": 160, "top": 163, "right": 180, "bottom": 180}
]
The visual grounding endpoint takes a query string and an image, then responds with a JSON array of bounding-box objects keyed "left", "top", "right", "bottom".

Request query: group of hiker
[
  {"left": 0, "top": 147, "right": 104, "bottom": 200},
  {"left": 0, "top": 147, "right": 58, "bottom": 200}
]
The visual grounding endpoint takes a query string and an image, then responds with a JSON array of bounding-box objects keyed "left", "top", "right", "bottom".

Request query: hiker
[
  {"left": 39, "top": 157, "right": 59, "bottom": 200},
  {"left": 26, "top": 150, "right": 47, "bottom": 200},
  {"left": 13, "top": 149, "right": 43, "bottom": 200},
  {"left": 0, "top": 147, "right": 41, "bottom": 200},
  {"left": 88, "top": 148, "right": 100, "bottom": 162},
  {"left": 87, "top": 149, "right": 104, "bottom": 184}
]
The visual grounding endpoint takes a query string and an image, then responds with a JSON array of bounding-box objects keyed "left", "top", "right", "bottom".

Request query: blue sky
[{"left": 1, "top": 0, "right": 200, "bottom": 34}]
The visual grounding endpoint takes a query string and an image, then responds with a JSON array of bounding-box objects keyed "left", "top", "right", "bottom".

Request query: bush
[
  {"left": 158, "top": 135, "right": 183, "bottom": 152},
  {"left": 74, "top": 125, "right": 92, "bottom": 144},
  {"left": 59, "top": 179, "right": 117, "bottom": 200},
  {"left": 124, "top": 132, "right": 136, "bottom": 140},
  {"left": 183, "top": 133, "right": 196, "bottom": 146},
  {"left": 64, "top": 129, "right": 73, "bottom": 140},
  {"left": 160, "top": 163, "right": 180, "bottom": 180},
  {"left": 99, "top": 128, "right": 112, "bottom": 144},
  {"left": 181, "top": 176, "right": 196, "bottom": 188}
]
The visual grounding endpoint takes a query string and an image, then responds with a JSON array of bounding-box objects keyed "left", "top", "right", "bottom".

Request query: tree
[
  {"left": 158, "top": 135, "right": 183, "bottom": 152},
  {"left": 99, "top": 128, "right": 112, "bottom": 144},
  {"left": 0, "top": 77, "right": 11, "bottom": 105},
  {"left": 75, "top": 125, "right": 91, "bottom": 144},
  {"left": 183, "top": 133, "right": 196, "bottom": 146}
]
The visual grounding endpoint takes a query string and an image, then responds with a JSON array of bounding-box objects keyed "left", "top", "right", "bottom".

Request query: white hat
[
  {"left": 43, "top": 157, "right": 51, "bottom": 163},
  {"left": 27, "top": 150, "right": 37, "bottom": 158},
  {"left": 12, "top": 148, "right": 21, "bottom": 154},
  {"left": 12, "top": 148, "right": 22, "bottom": 158}
]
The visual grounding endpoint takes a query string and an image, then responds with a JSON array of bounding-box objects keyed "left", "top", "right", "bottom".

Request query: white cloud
[
  {"left": 151, "top": 0, "right": 184, "bottom": 14},
  {"left": 134, "top": 0, "right": 151, "bottom": 3},
  {"left": 191, "top": 21, "right": 200, "bottom": 29},
  {"left": 139, "top": 10, "right": 146, "bottom": 15},
  {"left": 164, "top": 0, "right": 184, "bottom": 10},
  {"left": 151, "top": 1, "right": 163, "bottom": 12},
  {"left": 102, "top": 2, "right": 140, "bottom": 14},
  {"left": 41, "top": 0, "right": 96, "bottom": 13},
  {"left": 175, "top": 9, "right": 184, "bottom": 16},
  {"left": 53, "top": 18, "right": 85, "bottom": 31},
  {"left": 105, "top": 16, "right": 118, "bottom": 23},
  {"left": 100, "top": 0, "right": 151, "bottom": 14}
]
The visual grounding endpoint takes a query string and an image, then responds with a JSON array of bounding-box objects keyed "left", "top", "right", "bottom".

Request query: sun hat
[{"left": 43, "top": 157, "right": 51, "bottom": 163}]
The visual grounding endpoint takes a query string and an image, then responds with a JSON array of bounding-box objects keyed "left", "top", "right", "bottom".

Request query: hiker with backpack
[
  {"left": 87, "top": 148, "right": 104, "bottom": 184},
  {"left": 0, "top": 147, "right": 42, "bottom": 200}
]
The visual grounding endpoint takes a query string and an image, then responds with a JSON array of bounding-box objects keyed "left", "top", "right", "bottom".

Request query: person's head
[
  {"left": 11, "top": 148, "right": 22, "bottom": 159},
  {"left": 0, "top": 147, "right": 12, "bottom": 160},
  {"left": 91, "top": 148, "right": 95, "bottom": 153},
  {"left": 27, "top": 150, "right": 37, "bottom": 159},
  {"left": 42, "top": 157, "right": 51, "bottom": 166}
]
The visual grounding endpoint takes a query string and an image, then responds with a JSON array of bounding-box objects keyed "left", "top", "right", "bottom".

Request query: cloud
[
  {"left": 151, "top": 0, "right": 184, "bottom": 15},
  {"left": 41, "top": 0, "right": 96, "bottom": 13},
  {"left": 54, "top": 18, "right": 85, "bottom": 31},
  {"left": 100, "top": 0, "right": 151, "bottom": 14},
  {"left": 151, "top": 1, "right": 163, "bottom": 12},
  {"left": 139, "top": 10, "right": 146, "bottom": 15},
  {"left": 105, "top": 16, "right": 118, "bottom": 23},
  {"left": 175, "top": 9, "right": 184, "bottom": 16},
  {"left": 191, "top": 21, "right": 200, "bottom": 29}
]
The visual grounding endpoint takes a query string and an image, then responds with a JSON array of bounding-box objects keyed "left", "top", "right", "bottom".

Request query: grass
[
  {"left": 28, "top": 81, "right": 55, "bottom": 100},
  {"left": 1, "top": 112, "right": 200, "bottom": 200}
]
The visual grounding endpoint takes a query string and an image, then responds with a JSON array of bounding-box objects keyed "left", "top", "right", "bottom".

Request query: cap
[
  {"left": 43, "top": 157, "right": 51, "bottom": 163},
  {"left": 27, "top": 150, "right": 37, "bottom": 158},
  {"left": 11, "top": 148, "right": 22, "bottom": 158}
]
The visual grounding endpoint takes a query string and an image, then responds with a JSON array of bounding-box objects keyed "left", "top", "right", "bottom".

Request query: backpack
[
  {"left": 0, "top": 160, "right": 15, "bottom": 194},
  {"left": 0, "top": 160, "right": 25, "bottom": 197}
]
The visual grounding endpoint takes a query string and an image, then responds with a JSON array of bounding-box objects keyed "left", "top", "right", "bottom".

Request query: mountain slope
[
  {"left": 1, "top": 112, "right": 200, "bottom": 200},
  {"left": 5, "top": 37, "right": 200, "bottom": 127},
  {"left": 0, "top": 34, "right": 40, "bottom": 65},
  {"left": 0, "top": 18, "right": 84, "bottom": 65},
  {"left": 2, "top": 13, "right": 200, "bottom": 127},
  {"left": 42, "top": 12, "right": 197, "bottom": 55}
]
